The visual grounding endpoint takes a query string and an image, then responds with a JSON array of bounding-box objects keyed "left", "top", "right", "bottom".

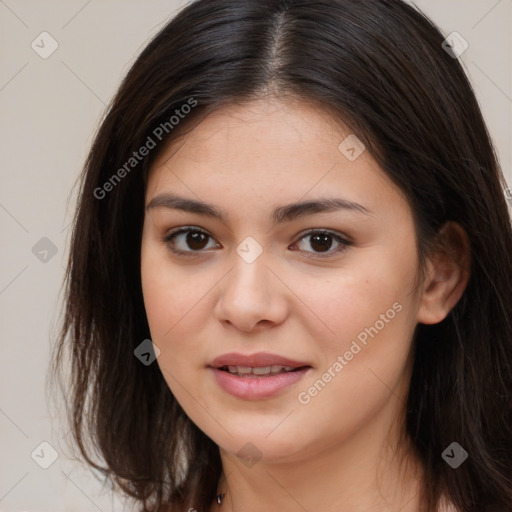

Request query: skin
[{"left": 140, "top": 96, "right": 470, "bottom": 512}]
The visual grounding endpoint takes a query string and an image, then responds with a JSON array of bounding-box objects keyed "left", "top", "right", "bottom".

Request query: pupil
[
  {"left": 187, "top": 232, "right": 208, "bottom": 250},
  {"left": 311, "top": 234, "right": 332, "bottom": 252}
]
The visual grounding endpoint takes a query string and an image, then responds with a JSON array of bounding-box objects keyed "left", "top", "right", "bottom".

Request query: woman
[{"left": 54, "top": 0, "right": 512, "bottom": 511}]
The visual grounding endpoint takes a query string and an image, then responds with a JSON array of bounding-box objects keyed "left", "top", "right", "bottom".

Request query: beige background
[{"left": 0, "top": 1, "right": 511, "bottom": 511}]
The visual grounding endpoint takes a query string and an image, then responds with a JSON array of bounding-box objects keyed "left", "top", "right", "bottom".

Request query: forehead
[
  {"left": 146, "top": 97, "right": 409, "bottom": 222},
  {"left": 154, "top": 97, "right": 346, "bottom": 162}
]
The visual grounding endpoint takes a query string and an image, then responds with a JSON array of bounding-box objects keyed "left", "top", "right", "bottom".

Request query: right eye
[{"left": 163, "top": 227, "right": 221, "bottom": 257}]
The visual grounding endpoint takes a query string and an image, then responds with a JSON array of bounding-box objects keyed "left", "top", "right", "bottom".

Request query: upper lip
[{"left": 209, "top": 352, "right": 310, "bottom": 369}]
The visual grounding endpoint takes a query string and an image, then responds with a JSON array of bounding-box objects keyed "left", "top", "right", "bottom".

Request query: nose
[{"left": 214, "top": 252, "right": 288, "bottom": 333}]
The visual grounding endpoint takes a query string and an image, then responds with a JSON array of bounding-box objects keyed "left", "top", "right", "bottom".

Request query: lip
[
  {"left": 208, "top": 352, "right": 312, "bottom": 400},
  {"left": 210, "top": 367, "right": 311, "bottom": 400},
  {"left": 208, "top": 352, "right": 310, "bottom": 369}
]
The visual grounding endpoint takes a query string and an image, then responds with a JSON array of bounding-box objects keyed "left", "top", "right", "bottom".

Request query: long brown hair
[{"left": 53, "top": 0, "right": 512, "bottom": 510}]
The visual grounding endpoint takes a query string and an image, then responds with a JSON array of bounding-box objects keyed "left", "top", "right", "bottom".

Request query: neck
[{"left": 212, "top": 411, "right": 425, "bottom": 512}]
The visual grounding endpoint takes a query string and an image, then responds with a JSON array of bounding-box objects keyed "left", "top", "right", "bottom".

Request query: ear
[{"left": 416, "top": 221, "right": 471, "bottom": 325}]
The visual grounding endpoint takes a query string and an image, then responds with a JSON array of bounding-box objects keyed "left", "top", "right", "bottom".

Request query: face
[{"left": 140, "top": 96, "right": 424, "bottom": 464}]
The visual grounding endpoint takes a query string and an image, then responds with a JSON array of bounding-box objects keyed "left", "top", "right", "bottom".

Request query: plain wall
[{"left": 0, "top": 1, "right": 510, "bottom": 510}]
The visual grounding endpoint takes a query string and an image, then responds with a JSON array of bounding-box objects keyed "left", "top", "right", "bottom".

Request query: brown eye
[
  {"left": 162, "top": 227, "right": 352, "bottom": 259},
  {"left": 309, "top": 233, "right": 334, "bottom": 252},
  {"left": 292, "top": 230, "right": 352, "bottom": 258},
  {"left": 163, "top": 227, "right": 219, "bottom": 256},
  {"left": 184, "top": 231, "right": 209, "bottom": 250}
]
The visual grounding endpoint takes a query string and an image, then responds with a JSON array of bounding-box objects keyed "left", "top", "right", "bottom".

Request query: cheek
[
  {"left": 288, "top": 254, "right": 416, "bottom": 412},
  {"left": 140, "top": 246, "right": 217, "bottom": 379},
  {"left": 141, "top": 243, "right": 198, "bottom": 339},
  {"left": 141, "top": 255, "right": 172, "bottom": 339},
  {"left": 296, "top": 287, "right": 414, "bottom": 426},
  {"left": 287, "top": 257, "right": 411, "bottom": 354},
  {"left": 140, "top": 252, "right": 205, "bottom": 407}
]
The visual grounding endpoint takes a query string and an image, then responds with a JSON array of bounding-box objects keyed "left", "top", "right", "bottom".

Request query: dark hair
[{"left": 53, "top": 0, "right": 512, "bottom": 511}]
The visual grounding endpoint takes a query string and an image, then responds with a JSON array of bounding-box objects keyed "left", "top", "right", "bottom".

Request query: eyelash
[{"left": 162, "top": 226, "right": 353, "bottom": 259}]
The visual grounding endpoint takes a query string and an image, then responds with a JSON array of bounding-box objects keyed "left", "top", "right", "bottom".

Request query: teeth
[
  {"left": 252, "top": 366, "right": 271, "bottom": 375},
  {"left": 228, "top": 365, "right": 251, "bottom": 374},
  {"left": 225, "top": 365, "right": 296, "bottom": 376}
]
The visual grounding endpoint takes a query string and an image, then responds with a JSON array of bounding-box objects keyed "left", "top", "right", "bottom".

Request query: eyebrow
[{"left": 146, "top": 193, "right": 373, "bottom": 225}]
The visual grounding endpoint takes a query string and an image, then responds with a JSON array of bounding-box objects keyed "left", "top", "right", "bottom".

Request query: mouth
[
  {"left": 216, "top": 364, "right": 310, "bottom": 377},
  {"left": 208, "top": 351, "right": 311, "bottom": 370},
  {"left": 208, "top": 352, "right": 312, "bottom": 400}
]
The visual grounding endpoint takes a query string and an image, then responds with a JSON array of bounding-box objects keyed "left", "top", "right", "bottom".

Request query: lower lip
[{"left": 209, "top": 367, "right": 311, "bottom": 400}]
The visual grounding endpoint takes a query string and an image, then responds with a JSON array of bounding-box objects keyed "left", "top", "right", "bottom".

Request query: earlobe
[{"left": 416, "top": 221, "right": 471, "bottom": 325}]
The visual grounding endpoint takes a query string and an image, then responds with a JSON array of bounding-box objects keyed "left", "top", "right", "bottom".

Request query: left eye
[
  {"left": 292, "top": 229, "right": 351, "bottom": 257},
  {"left": 163, "top": 227, "right": 351, "bottom": 258}
]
